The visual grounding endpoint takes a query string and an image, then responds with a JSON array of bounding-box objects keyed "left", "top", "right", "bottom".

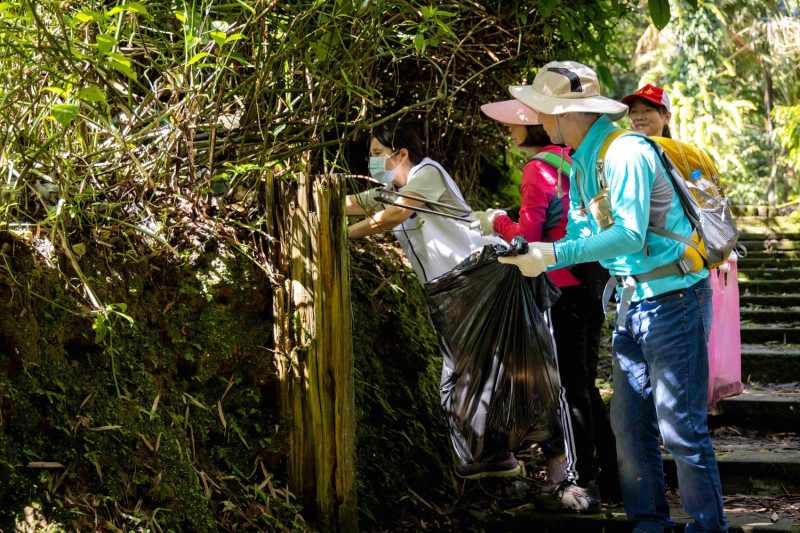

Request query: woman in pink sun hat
[{"left": 470, "top": 98, "right": 621, "bottom": 510}]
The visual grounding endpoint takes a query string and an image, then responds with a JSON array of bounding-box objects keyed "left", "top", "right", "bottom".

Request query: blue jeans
[{"left": 611, "top": 277, "right": 728, "bottom": 533}]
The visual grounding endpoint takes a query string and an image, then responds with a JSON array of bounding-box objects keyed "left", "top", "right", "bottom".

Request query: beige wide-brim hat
[
  {"left": 509, "top": 61, "right": 627, "bottom": 121},
  {"left": 480, "top": 99, "right": 540, "bottom": 125}
]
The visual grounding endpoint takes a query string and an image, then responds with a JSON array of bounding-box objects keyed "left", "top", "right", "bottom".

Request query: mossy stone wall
[{"left": 0, "top": 238, "right": 453, "bottom": 531}]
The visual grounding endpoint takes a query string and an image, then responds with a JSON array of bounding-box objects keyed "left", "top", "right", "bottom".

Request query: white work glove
[
  {"left": 469, "top": 209, "right": 506, "bottom": 236},
  {"left": 497, "top": 242, "right": 557, "bottom": 277}
]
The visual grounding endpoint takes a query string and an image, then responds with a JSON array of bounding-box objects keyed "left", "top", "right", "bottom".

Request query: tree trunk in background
[
  {"left": 764, "top": 64, "right": 777, "bottom": 217},
  {"left": 271, "top": 172, "right": 356, "bottom": 532}
]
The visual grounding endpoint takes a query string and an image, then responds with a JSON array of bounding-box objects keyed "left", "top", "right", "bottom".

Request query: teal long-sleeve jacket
[{"left": 552, "top": 115, "right": 708, "bottom": 301}]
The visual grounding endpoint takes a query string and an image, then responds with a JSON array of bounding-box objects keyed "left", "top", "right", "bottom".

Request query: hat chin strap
[
  {"left": 554, "top": 114, "right": 565, "bottom": 145},
  {"left": 554, "top": 115, "right": 566, "bottom": 198}
]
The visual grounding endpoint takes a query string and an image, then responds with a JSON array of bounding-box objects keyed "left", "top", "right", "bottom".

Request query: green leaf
[
  {"left": 413, "top": 33, "right": 425, "bottom": 53},
  {"left": 649, "top": 0, "right": 671, "bottom": 30},
  {"left": 539, "top": 0, "right": 558, "bottom": 18},
  {"left": 685, "top": 0, "right": 698, "bottom": 8},
  {"left": 74, "top": 12, "right": 94, "bottom": 23},
  {"left": 74, "top": 10, "right": 103, "bottom": 23},
  {"left": 43, "top": 86, "right": 66, "bottom": 96},
  {"left": 93, "top": 315, "right": 107, "bottom": 344},
  {"left": 223, "top": 51, "right": 253, "bottom": 67},
  {"left": 72, "top": 243, "right": 87, "bottom": 257},
  {"left": 107, "top": 52, "right": 131, "bottom": 67},
  {"left": 596, "top": 65, "right": 614, "bottom": 91},
  {"left": 224, "top": 33, "right": 245, "bottom": 44},
  {"left": 96, "top": 34, "right": 118, "bottom": 55},
  {"left": 435, "top": 19, "right": 458, "bottom": 40},
  {"left": 235, "top": 0, "right": 255, "bottom": 13},
  {"left": 560, "top": 18, "right": 573, "bottom": 40},
  {"left": 115, "top": 311, "right": 134, "bottom": 325},
  {"left": 50, "top": 104, "right": 79, "bottom": 126},
  {"left": 108, "top": 2, "right": 150, "bottom": 19},
  {"left": 187, "top": 52, "right": 213, "bottom": 66},
  {"left": 0, "top": 2, "right": 13, "bottom": 15},
  {"left": 77, "top": 86, "right": 107, "bottom": 104},
  {"left": 211, "top": 20, "right": 229, "bottom": 32},
  {"left": 105, "top": 59, "right": 136, "bottom": 79},
  {"left": 210, "top": 30, "right": 226, "bottom": 46}
]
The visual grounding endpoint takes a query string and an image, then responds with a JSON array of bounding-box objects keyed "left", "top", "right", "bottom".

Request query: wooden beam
[{"left": 273, "top": 172, "right": 356, "bottom": 531}]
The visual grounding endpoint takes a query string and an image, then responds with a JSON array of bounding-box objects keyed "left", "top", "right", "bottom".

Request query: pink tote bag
[{"left": 707, "top": 260, "right": 744, "bottom": 407}]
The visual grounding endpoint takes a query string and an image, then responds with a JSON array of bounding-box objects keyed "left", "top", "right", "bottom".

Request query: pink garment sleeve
[{"left": 493, "top": 160, "right": 555, "bottom": 243}]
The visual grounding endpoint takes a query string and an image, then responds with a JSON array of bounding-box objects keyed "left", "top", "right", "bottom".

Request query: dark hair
[
  {"left": 372, "top": 122, "right": 424, "bottom": 165},
  {"left": 520, "top": 124, "right": 552, "bottom": 147},
  {"left": 629, "top": 97, "right": 671, "bottom": 138}
]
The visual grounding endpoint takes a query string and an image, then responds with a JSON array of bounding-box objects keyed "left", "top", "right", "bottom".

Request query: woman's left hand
[{"left": 469, "top": 209, "right": 506, "bottom": 236}]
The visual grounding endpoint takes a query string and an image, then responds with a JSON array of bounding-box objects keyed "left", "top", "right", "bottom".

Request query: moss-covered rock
[
  {"left": 0, "top": 242, "right": 298, "bottom": 532},
  {"left": 0, "top": 234, "right": 456, "bottom": 531},
  {"left": 349, "top": 239, "right": 454, "bottom": 528}
]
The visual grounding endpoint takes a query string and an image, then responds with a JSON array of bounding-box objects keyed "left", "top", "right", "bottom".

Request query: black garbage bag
[{"left": 425, "top": 237, "right": 562, "bottom": 464}]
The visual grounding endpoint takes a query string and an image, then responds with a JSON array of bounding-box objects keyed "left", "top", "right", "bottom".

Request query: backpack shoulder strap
[
  {"left": 532, "top": 151, "right": 572, "bottom": 177},
  {"left": 596, "top": 129, "right": 641, "bottom": 189}
]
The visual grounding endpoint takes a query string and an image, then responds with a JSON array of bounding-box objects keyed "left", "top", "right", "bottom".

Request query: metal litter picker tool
[
  {"left": 374, "top": 194, "right": 473, "bottom": 224},
  {"left": 379, "top": 189, "right": 472, "bottom": 214}
]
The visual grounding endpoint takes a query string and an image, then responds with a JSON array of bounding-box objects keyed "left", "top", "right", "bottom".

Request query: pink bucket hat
[{"left": 480, "top": 99, "right": 540, "bottom": 125}]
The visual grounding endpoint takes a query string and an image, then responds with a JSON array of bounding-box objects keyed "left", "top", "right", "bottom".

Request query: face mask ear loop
[{"left": 385, "top": 150, "right": 401, "bottom": 171}]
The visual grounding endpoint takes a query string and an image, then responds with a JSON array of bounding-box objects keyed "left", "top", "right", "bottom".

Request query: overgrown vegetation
[{"left": 614, "top": 0, "right": 800, "bottom": 209}]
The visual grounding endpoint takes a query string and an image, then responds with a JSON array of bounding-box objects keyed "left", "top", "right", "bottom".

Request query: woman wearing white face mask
[
  {"left": 348, "top": 122, "right": 523, "bottom": 480},
  {"left": 347, "top": 121, "right": 501, "bottom": 284}
]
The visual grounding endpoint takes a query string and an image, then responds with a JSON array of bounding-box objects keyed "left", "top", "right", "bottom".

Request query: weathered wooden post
[{"left": 271, "top": 172, "right": 356, "bottom": 531}]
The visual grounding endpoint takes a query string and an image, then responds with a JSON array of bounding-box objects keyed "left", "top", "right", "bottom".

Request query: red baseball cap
[{"left": 621, "top": 84, "right": 671, "bottom": 113}]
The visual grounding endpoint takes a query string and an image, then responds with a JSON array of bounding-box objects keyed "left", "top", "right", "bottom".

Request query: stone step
[
  {"left": 741, "top": 345, "right": 800, "bottom": 383},
  {"left": 709, "top": 386, "right": 800, "bottom": 432},
  {"left": 735, "top": 215, "right": 797, "bottom": 226},
  {"left": 739, "top": 231, "right": 800, "bottom": 241},
  {"left": 740, "top": 239, "right": 800, "bottom": 252},
  {"left": 739, "top": 257, "right": 800, "bottom": 269},
  {"left": 731, "top": 204, "right": 790, "bottom": 217},
  {"left": 513, "top": 503, "right": 799, "bottom": 531},
  {"left": 740, "top": 294, "right": 800, "bottom": 307},
  {"left": 663, "top": 434, "right": 800, "bottom": 496},
  {"left": 741, "top": 307, "right": 800, "bottom": 324},
  {"left": 740, "top": 326, "right": 800, "bottom": 345},
  {"left": 739, "top": 279, "right": 800, "bottom": 294},
  {"left": 732, "top": 205, "right": 778, "bottom": 217},
  {"left": 744, "top": 250, "right": 800, "bottom": 260},
  {"left": 739, "top": 268, "right": 800, "bottom": 281}
]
